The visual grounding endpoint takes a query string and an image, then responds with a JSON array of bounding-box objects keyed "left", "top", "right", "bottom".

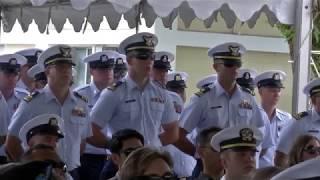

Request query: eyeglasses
[
  {"left": 223, "top": 63, "right": 241, "bottom": 68},
  {"left": 303, "top": 145, "right": 320, "bottom": 155},
  {"left": 120, "top": 147, "right": 140, "bottom": 157},
  {"left": 44, "top": 159, "right": 67, "bottom": 173}
]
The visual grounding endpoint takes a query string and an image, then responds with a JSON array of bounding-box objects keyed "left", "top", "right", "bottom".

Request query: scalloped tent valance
[{"left": 0, "top": 0, "right": 295, "bottom": 33}]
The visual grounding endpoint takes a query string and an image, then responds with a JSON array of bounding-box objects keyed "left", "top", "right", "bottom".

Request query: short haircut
[
  {"left": 109, "top": 129, "right": 144, "bottom": 154},
  {"left": 196, "top": 127, "right": 222, "bottom": 146}
]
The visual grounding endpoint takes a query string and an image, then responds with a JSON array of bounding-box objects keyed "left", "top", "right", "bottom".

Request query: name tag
[
  {"left": 150, "top": 97, "right": 164, "bottom": 104},
  {"left": 211, "top": 106, "right": 222, "bottom": 109},
  {"left": 125, "top": 99, "right": 136, "bottom": 103}
]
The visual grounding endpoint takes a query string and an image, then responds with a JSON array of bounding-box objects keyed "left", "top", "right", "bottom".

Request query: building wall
[{"left": 176, "top": 46, "right": 293, "bottom": 113}]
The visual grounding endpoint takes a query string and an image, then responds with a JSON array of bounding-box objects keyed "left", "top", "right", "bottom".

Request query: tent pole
[{"left": 292, "top": 0, "right": 313, "bottom": 113}]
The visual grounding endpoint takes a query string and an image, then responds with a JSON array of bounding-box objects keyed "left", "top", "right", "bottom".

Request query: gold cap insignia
[
  {"left": 161, "top": 55, "right": 168, "bottom": 62},
  {"left": 59, "top": 47, "right": 72, "bottom": 58},
  {"left": 100, "top": 55, "right": 109, "bottom": 62},
  {"left": 239, "top": 128, "right": 254, "bottom": 141},
  {"left": 229, "top": 45, "right": 240, "bottom": 56},
  {"left": 243, "top": 72, "right": 251, "bottom": 80},
  {"left": 175, "top": 74, "right": 182, "bottom": 81},
  {"left": 143, "top": 35, "right": 155, "bottom": 47},
  {"left": 48, "top": 117, "right": 58, "bottom": 126},
  {"left": 116, "top": 58, "right": 124, "bottom": 64},
  {"left": 9, "top": 58, "right": 17, "bottom": 65},
  {"left": 273, "top": 73, "right": 280, "bottom": 81}
]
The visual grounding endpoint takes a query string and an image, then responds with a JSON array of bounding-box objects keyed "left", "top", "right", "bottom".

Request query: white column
[{"left": 292, "top": 0, "right": 313, "bottom": 113}]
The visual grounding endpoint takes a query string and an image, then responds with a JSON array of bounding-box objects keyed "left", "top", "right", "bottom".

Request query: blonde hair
[
  {"left": 288, "top": 134, "right": 320, "bottom": 166},
  {"left": 119, "top": 147, "right": 173, "bottom": 180}
]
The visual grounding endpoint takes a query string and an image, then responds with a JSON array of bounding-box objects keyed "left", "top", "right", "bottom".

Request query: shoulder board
[
  {"left": 292, "top": 111, "right": 308, "bottom": 120},
  {"left": 74, "top": 84, "right": 90, "bottom": 92},
  {"left": 195, "top": 87, "right": 211, "bottom": 97},
  {"left": 107, "top": 81, "right": 123, "bottom": 91},
  {"left": 73, "top": 92, "right": 88, "bottom": 103},
  {"left": 241, "top": 87, "right": 255, "bottom": 96},
  {"left": 23, "top": 91, "right": 39, "bottom": 102},
  {"left": 153, "top": 80, "right": 166, "bottom": 89}
]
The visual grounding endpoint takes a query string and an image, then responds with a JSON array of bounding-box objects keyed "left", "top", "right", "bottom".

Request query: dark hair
[
  {"left": 252, "top": 166, "right": 283, "bottom": 180},
  {"left": 196, "top": 127, "right": 222, "bottom": 146},
  {"left": 109, "top": 129, "right": 144, "bottom": 154}
]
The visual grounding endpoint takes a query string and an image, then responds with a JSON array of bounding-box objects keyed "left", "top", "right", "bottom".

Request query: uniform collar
[
  {"left": 312, "top": 108, "right": 320, "bottom": 122},
  {"left": 44, "top": 85, "right": 75, "bottom": 103},
  {"left": 126, "top": 75, "right": 152, "bottom": 91},
  {"left": 275, "top": 109, "right": 284, "bottom": 121},
  {"left": 214, "top": 80, "right": 241, "bottom": 98},
  {"left": 90, "top": 82, "right": 101, "bottom": 96}
]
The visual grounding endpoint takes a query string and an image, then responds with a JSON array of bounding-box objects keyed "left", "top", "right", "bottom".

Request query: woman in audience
[
  {"left": 288, "top": 134, "right": 320, "bottom": 166},
  {"left": 119, "top": 147, "right": 176, "bottom": 180}
]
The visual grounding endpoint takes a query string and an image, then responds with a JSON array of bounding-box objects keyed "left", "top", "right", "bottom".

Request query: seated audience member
[
  {"left": 0, "top": 144, "right": 69, "bottom": 180},
  {"left": 252, "top": 166, "right": 283, "bottom": 180},
  {"left": 119, "top": 147, "right": 175, "bottom": 180},
  {"left": 195, "top": 127, "right": 223, "bottom": 180},
  {"left": 288, "top": 134, "right": 320, "bottom": 166},
  {"left": 18, "top": 114, "right": 64, "bottom": 150},
  {"left": 211, "top": 125, "right": 263, "bottom": 180},
  {"left": 108, "top": 129, "right": 144, "bottom": 180},
  {"left": 271, "top": 157, "right": 320, "bottom": 180}
]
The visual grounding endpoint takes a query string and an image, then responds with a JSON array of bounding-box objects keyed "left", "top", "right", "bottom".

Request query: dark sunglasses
[
  {"left": 44, "top": 160, "right": 67, "bottom": 173},
  {"left": 120, "top": 147, "right": 140, "bottom": 157},
  {"left": 303, "top": 146, "right": 320, "bottom": 155},
  {"left": 130, "top": 51, "right": 155, "bottom": 60},
  {"left": 223, "top": 63, "right": 241, "bottom": 68}
]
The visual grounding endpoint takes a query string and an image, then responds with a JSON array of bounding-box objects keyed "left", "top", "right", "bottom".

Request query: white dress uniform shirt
[
  {"left": 8, "top": 85, "right": 92, "bottom": 171},
  {"left": 181, "top": 81, "right": 265, "bottom": 133},
  {"left": 91, "top": 76, "right": 178, "bottom": 147},
  {"left": 6, "top": 88, "right": 28, "bottom": 118},
  {"left": 74, "top": 82, "right": 111, "bottom": 155},
  {"left": 277, "top": 109, "right": 320, "bottom": 155},
  {"left": 259, "top": 109, "right": 292, "bottom": 167},
  {"left": 164, "top": 91, "right": 196, "bottom": 178},
  {"left": 15, "top": 80, "right": 28, "bottom": 92}
]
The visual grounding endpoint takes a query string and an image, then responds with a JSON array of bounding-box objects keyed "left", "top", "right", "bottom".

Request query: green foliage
[{"left": 277, "top": 12, "right": 320, "bottom": 76}]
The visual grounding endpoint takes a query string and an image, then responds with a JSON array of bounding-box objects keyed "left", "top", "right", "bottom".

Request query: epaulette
[
  {"left": 153, "top": 80, "right": 166, "bottom": 89},
  {"left": 195, "top": 87, "right": 211, "bottom": 97},
  {"left": 23, "top": 91, "right": 39, "bottom": 102},
  {"left": 292, "top": 111, "right": 308, "bottom": 120},
  {"left": 107, "top": 81, "right": 123, "bottom": 91},
  {"left": 73, "top": 92, "right": 88, "bottom": 103},
  {"left": 73, "top": 84, "right": 90, "bottom": 92},
  {"left": 241, "top": 87, "right": 255, "bottom": 96}
]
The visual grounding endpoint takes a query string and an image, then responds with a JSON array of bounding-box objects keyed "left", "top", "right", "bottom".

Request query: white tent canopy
[
  {"left": 0, "top": 0, "right": 313, "bottom": 113},
  {"left": 1, "top": 0, "right": 296, "bottom": 33}
]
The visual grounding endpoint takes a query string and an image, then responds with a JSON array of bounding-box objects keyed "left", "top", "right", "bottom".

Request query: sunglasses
[
  {"left": 223, "top": 63, "right": 241, "bottom": 68},
  {"left": 120, "top": 147, "right": 140, "bottom": 157},
  {"left": 303, "top": 146, "right": 320, "bottom": 155},
  {"left": 129, "top": 51, "right": 155, "bottom": 60}
]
